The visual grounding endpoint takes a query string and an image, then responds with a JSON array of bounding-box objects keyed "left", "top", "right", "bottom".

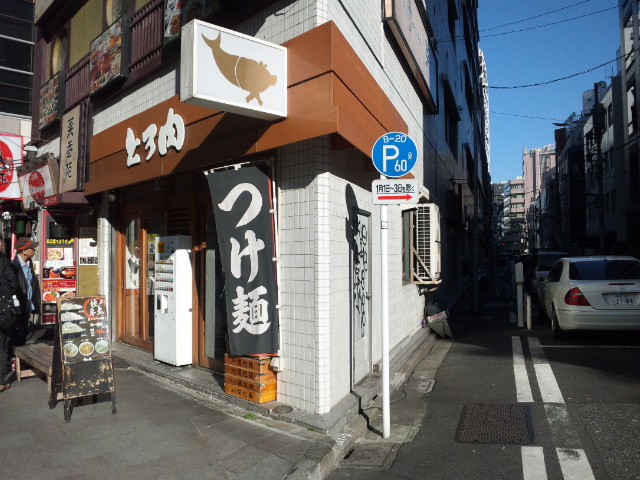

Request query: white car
[{"left": 536, "top": 256, "right": 640, "bottom": 338}]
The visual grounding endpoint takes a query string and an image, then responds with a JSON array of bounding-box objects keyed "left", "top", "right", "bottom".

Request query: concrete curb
[{"left": 285, "top": 331, "right": 440, "bottom": 479}]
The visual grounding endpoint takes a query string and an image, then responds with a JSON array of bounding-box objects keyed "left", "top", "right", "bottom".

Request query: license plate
[{"left": 610, "top": 294, "right": 634, "bottom": 305}]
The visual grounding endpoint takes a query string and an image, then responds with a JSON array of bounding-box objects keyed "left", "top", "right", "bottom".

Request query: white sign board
[
  {"left": 372, "top": 179, "right": 419, "bottom": 205},
  {"left": 180, "top": 20, "right": 287, "bottom": 120}
]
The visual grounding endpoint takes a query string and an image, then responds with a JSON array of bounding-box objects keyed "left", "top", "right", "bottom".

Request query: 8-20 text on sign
[{"left": 371, "top": 132, "right": 417, "bottom": 178}]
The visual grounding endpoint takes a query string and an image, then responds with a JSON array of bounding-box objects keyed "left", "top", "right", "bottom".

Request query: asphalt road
[{"left": 329, "top": 301, "right": 640, "bottom": 480}]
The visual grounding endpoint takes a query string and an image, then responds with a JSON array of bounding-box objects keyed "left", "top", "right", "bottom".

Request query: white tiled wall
[
  {"left": 88, "top": 0, "right": 465, "bottom": 415},
  {"left": 276, "top": 136, "right": 424, "bottom": 413},
  {"left": 92, "top": 67, "right": 178, "bottom": 135}
]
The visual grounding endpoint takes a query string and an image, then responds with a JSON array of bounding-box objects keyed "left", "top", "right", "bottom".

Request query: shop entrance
[{"left": 119, "top": 213, "right": 164, "bottom": 352}]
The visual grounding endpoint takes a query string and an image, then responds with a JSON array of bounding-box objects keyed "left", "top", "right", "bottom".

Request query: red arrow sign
[{"left": 378, "top": 194, "right": 413, "bottom": 200}]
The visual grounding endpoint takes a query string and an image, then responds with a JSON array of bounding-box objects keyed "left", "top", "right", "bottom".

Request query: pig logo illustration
[{"left": 202, "top": 33, "right": 277, "bottom": 106}]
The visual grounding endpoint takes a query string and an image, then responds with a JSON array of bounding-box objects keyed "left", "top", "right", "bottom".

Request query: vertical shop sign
[
  {"left": 59, "top": 104, "right": 83, "bottom": 193},
  {"left": 207, "top": 167, "right": 278, "bottom": 355}
]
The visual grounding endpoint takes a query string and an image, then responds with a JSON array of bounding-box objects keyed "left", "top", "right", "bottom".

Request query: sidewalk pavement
[{"left": 0, "top": 322, "right": 441, "bottom": 479}]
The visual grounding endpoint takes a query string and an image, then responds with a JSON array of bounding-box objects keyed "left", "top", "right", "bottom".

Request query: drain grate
[{"left": 455, "top": 403, "right": 534, "bottom": 445}]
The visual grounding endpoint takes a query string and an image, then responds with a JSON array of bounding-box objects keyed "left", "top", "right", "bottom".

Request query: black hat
[{"left": 15, "top": 237, "right": 39, "bottom": 251}]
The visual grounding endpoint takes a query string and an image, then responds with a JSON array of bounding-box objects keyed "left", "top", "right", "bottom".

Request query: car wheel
[{"left": 551, "top": 308, "right": 564, "bottom": 339}]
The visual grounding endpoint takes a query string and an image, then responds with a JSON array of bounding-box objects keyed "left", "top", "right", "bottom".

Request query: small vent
[{"left": 168, "top": 204, "right": 192, "bottom": 235}]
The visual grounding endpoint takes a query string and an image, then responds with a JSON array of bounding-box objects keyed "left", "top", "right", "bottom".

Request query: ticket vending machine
[{"left": 153, "top": 235, "right": 192, "bottom": 366}]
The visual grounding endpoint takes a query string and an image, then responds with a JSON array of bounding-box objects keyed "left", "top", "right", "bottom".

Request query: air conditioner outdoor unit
[{"left": 407, "top": 203, "right": 442, "bottom": 285}]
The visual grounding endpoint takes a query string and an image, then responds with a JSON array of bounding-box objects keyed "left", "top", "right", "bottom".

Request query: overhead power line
[
  {"left": 490, "top": 111, "right": 564, "bottom": 121},
  {"left": 480, "top": 6, "right": 617, "bottom": 39},
  {"left": 481, "top": 0, "right": 596, "bottom": 33},
  {"left": 489, "top": 50, "right": 628, "bottom": 89}
]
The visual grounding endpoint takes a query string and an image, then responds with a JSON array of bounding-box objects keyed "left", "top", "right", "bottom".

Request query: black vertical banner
[{"left": 207, "top": 167, "right": 279, "bottom": 355}]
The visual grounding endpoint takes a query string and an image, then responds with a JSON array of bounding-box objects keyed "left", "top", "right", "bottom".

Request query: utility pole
[{"left": 592, "top": 82, "right": 606, "bottom": 253}]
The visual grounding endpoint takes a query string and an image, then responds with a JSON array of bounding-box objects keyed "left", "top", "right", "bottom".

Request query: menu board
[
  {"left": 163, "top": 0, "right": 215, "bottom": 45},
  {"left": 39, "top": 73, "right": 64, "bottom": 130},
  {"left": 59, "top": 296, "right": 110, "bottom": 364},
  {"left": 41, "top": 211, "right": 77, "bottom": 324},
  {"left": 89, "top": 17, "right": 127, "bottom": 94}
]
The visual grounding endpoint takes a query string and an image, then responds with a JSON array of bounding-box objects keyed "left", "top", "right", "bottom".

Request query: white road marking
[
  {"left": 512, "top": 336, "right": 533, "bottom": 402},
  {"left": 528, "top": 337, "right": 565, "bottom": 403},
  {"left": 556, "top": 448, "right": 596, "bottom": 480},
  {"left": 522, "top": 446, "right": 548, "bottom": 480}
]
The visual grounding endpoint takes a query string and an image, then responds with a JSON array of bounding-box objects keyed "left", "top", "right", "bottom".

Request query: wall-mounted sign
[
  {"left": 18, "top": 163, "right": 58, "bottom": 209},
  {"left": 59, "top": 104, "right": 83, "bottom": 193},
  {"left": 0, "top": 134, "right": 24, "bottom": 200},
  {"left": 163, "top": 0, "right": 215, "bottom": 45},
  {"left": 125, "top": 108, "right": 185, "bottom": 167},
  {"left": 180, "top": 20, "right": 287, "bottom": 120},
  {"left": 383, "top": 0, "right": 438, "bottom": 113},
  {"left": 89, "top": 17, "right": 129, "bottom": 95},
  {"left": 39, "top": 73, "right": 65, "bottom": 130}
]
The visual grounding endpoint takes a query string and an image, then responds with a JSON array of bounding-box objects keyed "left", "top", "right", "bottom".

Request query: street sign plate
[
  {"left": 372, "top": 179, "right": 419, "bottom": 204},
  {"left": 371, "top": 132, "right": 417, "bottom": 178}
]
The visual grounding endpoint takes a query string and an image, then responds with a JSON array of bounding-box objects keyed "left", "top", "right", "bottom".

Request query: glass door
[{"left": 119, "top": 214, "right": 164, "bottom": 351}]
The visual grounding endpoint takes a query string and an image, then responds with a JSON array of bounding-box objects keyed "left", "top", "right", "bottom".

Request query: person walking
[
  {"left": 11, "top": 237, "right": 41, "bottom": 348},
  {"left": 0, "top": 245, "right": 18, "bottom": 392}
]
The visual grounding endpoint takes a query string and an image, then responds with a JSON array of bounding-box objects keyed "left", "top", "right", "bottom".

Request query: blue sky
[{"left": 477, "top": 1, "right": 621, "bottom": 182}]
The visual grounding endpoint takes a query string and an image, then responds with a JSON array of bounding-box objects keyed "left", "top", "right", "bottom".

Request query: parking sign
[{"left": 371, "top": 132, "right": 417, "bottom": 178}]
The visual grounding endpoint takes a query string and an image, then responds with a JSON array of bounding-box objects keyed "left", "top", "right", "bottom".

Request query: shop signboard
[
  {"left": 163, "top": 0, "right": 215, "bottom": 45},
  {"left": 59, "top": 296, "right": 110, "bottom": 364},
  {"left": 89, "top": 17, "right": 129, "bottom": 95},
  {"left": 39, "top": 72, "right": 65, "bottom": 130},
  {"left": 180, "top": 20, "right": 287, "bottom": 120},
  {"left": 382, "top": 0, "right": 438, "bottom": 113},
  {"left": 51, "top": 295, "right": 116, "bottom": 421},
  {"left": 207, "top": 166, "right": 279, "bottom": 355},
  {"left": 18, "top": 162, "right": 58, "bottom": 210},
  {"left": 0, "top": 133, "right": 24, "bottom": 200},
  {"left": 59, "top": 104, "right": 84, "bottom": 193},
  {"left": 41, "top": 211, "right": 77, "bottom": 325}
]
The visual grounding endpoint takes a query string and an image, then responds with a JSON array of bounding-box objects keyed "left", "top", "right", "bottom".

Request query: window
[
  {"left": 0, "top": 0, "right": 33, "bottom": 117},
  {"left": 627, "top": 83, "right": 637, "bottom": 135},
  {"left": 624, "top": 14, "right": 634, "bottom": 69},
  {"left": 445, "top": 100, "right": 459, "bottom": 158}
]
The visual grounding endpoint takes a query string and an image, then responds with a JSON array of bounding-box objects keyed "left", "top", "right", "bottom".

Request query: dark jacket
[
  {"left": 0, "top": 252, "right": 18, "bottom": 298},
  {"left": 11, "top": 255, "right": 41, "bottom": 318}
]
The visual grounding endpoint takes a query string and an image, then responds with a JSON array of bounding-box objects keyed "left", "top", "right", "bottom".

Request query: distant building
[{"left": 501, "top": 177, "right": 525, "bottom": 255}]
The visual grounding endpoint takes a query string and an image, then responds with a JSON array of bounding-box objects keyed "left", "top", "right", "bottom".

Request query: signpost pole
[
  {"left": 380, "top": 204, "right": 390, "bottom": 439},
  {"left": 370, "top": 132, "right": 418, "bottom": 440}
]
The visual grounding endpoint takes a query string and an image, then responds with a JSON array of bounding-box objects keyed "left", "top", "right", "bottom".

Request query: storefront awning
[{"left": 86, "top": 21, "right": 407, "bottom": 195}]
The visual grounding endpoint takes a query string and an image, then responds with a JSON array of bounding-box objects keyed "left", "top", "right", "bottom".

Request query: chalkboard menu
[
  {"left": 59, "top": 296, "right": 110, "bottom": 363},
  {"left": 53, "top": 295, "right": 116, "bottom": 421}
]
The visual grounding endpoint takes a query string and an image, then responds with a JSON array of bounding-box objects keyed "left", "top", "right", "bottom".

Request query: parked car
[
  {"left": 536, "top": 256, "right": 640, "bottom": 338},
  {"left": 524, "top": 251, "right": 569, "bottom": 298}
]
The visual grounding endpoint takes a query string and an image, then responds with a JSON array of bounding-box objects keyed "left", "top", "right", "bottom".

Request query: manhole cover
[
  {"left": 455, "top": 403, "right": 534, "bottom": 445},
  {"left": 272, "top": 405, "right": 293, "bottom": 414},
  {"left": 341, "top": 443, "right": 399, "bottom": 470}
]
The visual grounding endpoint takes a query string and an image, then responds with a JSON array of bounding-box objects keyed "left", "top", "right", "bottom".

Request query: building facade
[
  {"left": 618, "top": 0, "right": 640, "bottom": 258},
  {"left": 18, "top": 0, "right": 487, "bottom": 417}
]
